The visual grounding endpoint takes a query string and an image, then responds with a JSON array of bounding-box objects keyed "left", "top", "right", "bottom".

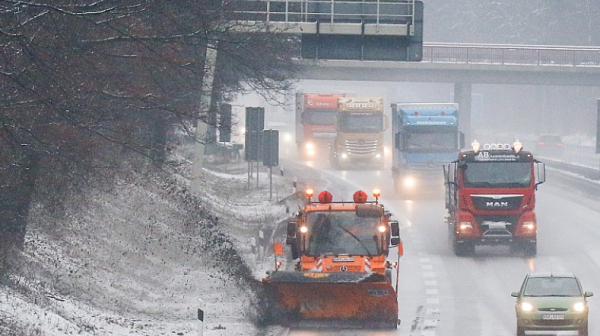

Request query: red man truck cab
[{"left": 443, "top": 141, "right": 546, "bottom": 257}]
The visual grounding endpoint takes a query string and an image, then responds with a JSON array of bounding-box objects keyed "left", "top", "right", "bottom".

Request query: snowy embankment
[{"left": 0, "top": 157, "right": 293, "bottom": 336}]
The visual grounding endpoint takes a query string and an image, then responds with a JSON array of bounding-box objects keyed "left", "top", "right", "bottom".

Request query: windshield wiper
[{"left": 335, "top": 223, "right": 374, "bottom": 256}]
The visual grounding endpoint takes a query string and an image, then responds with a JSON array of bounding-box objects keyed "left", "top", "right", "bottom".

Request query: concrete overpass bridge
[{"left": 296, "top": 42, "right": 600, "bottom": 140}]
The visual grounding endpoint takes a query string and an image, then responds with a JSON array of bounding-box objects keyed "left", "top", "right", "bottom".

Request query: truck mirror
[
  {"left": 447, "top": 163, "right": 456, "bottom": 184},
  {"left": 459, "top": 132, "right": 465, "bottom": 149},
  {"left": 384, "top": 115, "right": 389, "bottom": 130},
  {"left": 389, "top": 220, "right": 400, "bottom": 246},
  {"left": 286, "top": 221, "right": 297, "bottom": 245},
  {"left": 536, "top": 162, "right": 546, "bottom": 185},
  {"left": 394, "top": 132, "right": 401, "bottom": 149}
]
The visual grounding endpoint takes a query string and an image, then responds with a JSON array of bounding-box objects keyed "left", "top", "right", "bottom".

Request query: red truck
[
  {"left": 295, "top": 93, "right": 345, "bottom": 160},
  {"left": 443, "top": 141, "right": 546, "bottom": 256}
]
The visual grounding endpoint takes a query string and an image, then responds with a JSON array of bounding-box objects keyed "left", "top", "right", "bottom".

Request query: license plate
[{"left": 541, "top": 314, "right": 565, "bottom": 320}]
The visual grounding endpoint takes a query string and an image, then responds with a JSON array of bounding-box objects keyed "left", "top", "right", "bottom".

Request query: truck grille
[
  {"left": 345, "top": 139, "right": 378, "bottom": 156},
  {"left": 471, "top": 194, "right": 523, "bottom": 210},
  {"left": 474, "top": 215, "right": 520, "bottom": 234},
  {"left": 533, "top": 319, "right": 574, "bottom": 327}
]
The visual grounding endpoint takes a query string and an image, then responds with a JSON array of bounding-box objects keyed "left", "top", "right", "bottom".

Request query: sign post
[
  {"left": 245, "top": 107, "right": 265, "bottom": 188},
  {"left": 262, "top": 130, "right": 279, "bottom": 200}
]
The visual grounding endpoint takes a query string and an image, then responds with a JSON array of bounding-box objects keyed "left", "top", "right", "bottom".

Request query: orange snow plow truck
[{"left": 263, "top": 188, "right": 402, "bottom": 328}]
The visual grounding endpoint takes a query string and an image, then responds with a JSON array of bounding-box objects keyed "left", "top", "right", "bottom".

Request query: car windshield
[
  {"left": 523, "top": 277, "right": 582, "bottom": 297},
  {"left": 306, "top": 211, "right": 381, "bottom": 256},
  {"left": 462, "top": 161, "right": 531, "bottom": 188}
]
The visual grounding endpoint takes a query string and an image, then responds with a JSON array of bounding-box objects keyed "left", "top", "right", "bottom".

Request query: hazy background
[{"left": 234, "top": 0, "right": 600, "bottom": 146}]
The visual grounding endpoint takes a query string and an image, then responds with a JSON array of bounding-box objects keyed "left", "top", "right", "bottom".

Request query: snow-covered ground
[{"left": 0, "top": 150, "right": 299, "bottom": 336}]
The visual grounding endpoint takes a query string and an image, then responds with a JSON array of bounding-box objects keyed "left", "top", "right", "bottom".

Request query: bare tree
[{"left": 0, "top": 0, "right": 301, "bottom": 248}]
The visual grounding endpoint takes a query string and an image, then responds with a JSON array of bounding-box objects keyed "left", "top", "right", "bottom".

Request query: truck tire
[
  {"left": 330, "top": 155, "right": 339, "bottom": 170},
  {"left": 510, "top": 241, "right": 537, "bottom": 257},
  {"left": 517, "top": 326, "right": 525, "bottom": 336},
  {"left": 453, "top": 241, "right": 474, "bottom": 257},
  {"left": 524, "top": 241, "right": 537, "bottom": 257},
  {"left": 385, "top": 269, "right": 393, "bottom": 283}
]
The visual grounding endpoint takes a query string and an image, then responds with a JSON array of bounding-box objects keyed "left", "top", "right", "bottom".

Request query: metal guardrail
[
  {"left": 231, "top": 0, "right": 416, "bottom": 35},
  {"left": 422, "top": 43, "right": 600, "bottom": 67}
]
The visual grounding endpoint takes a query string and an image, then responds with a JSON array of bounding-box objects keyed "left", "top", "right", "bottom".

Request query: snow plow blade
[{"left": 263, "top": 271, "right": 398, "bottom": 328}]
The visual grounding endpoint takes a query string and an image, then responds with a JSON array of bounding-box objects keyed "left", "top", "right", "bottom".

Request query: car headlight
[
  {"left": 403, "top": 177, "right": 415, "bottom": 188},
  {"left": 573, "top": 302, "right": 586, "bottom": 312},
  {"left": 521, "top": 302, "right": 534, "bottom": 312},
  {"left": 305, "top": 143, "right": 314, "bottom": 150},
  {"left": 341, "top": 153, "right": 348, "bottom": 159}
]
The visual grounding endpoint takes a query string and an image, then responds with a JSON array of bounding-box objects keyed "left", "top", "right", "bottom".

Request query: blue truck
[{"left": 391, "top": 103, "right": 464, "bottom": 199}]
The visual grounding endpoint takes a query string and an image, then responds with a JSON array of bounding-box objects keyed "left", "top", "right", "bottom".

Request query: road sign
[
  {"left": 262, "top": 130, "right": 279, "bottom": 167},
  {"left": 246, "top": 107, "right": 264, "bottom": 133}
]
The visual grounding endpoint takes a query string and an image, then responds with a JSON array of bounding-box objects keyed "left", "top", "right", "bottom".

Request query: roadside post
[{"left": 197, "top": 298, "right": 205, "bottom": 336}]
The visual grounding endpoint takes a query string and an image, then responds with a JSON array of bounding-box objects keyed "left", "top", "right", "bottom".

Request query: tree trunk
[{"left": 0, "top": 152, "right": 40, "bottom": 249}]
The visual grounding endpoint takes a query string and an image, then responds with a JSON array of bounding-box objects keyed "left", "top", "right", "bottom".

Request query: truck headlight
[
  {"left": 522, "top": 221, "right": 535, "bottom": 230},
  {"left": 341, "top": 153, "right": 348, "bottom": 159},
  {"left": 375, "top": 153, "right": 381, "bottom": 159},
  {"left": 403, "top": 177, "right": 415, "bottom": 188},
  {"left": 459, "top": 222, "right": 473, "bottom": 231},
  {"left": 306, "top": 143, "right": 314, "bottom": 150}
]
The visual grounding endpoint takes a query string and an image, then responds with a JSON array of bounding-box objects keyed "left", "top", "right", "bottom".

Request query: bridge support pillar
[
  {"left": 454, "top": 82, "right": 472, "bottom": 145},
  {"left": 191, "top": 44, "right": 218, "bottom": 198}
]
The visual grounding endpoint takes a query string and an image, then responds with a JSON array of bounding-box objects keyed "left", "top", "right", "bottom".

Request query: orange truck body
[{"left": 263, "top": 190, "right": 401, "bottom": 328}]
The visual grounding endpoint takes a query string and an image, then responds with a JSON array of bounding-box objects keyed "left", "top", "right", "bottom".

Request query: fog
[{"left": 235, "top": 81, "right": 600, "bottom": 148}]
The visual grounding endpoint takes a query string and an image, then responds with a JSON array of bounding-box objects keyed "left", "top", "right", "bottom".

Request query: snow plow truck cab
[{"left": 263, "top": 188, "right": 402, "bottom": 329}]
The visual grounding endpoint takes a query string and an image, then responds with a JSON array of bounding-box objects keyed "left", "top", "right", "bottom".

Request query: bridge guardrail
[
  {"left": 232, "top": 0, "right": 415, "bottom": 24},
  {"left": 422, "top": 43, "right": 600, "bottom": 67}
]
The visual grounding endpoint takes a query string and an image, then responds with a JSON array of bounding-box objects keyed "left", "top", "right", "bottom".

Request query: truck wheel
[
  {"left": 523, "top": 241, "right": 537, "bottom": 257},
  {"left": 509, "top": 242, "right": 521, "bottom": 256},
  {"left": 330, "top": 156, "right": 339, "bottom": 170},
  {"left": 517, "top": 326, "right": 525, "bottom": 336},
  {"left": 453, "top": 241, "right": 474, "bottom": 257},
  {"left": 385, "top": 269, "right": 393, "bottom": 283},
  {"left": 392, "top": 173, "right": 401, "bottom": 194}
]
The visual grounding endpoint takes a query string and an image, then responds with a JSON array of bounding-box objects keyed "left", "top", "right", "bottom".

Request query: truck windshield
[
  {"left": 302, "top": 111, "right": 337, "bottom": 125},
  {"left": 339, "top": 113, "right": 383, "bottom": 133},
  {"left": 462, "top": 162, "right": 531, "bottom": 188},
  {"left": 306, "top": 211, "right": 381, "bottom": 256},
  {"left": 404, "top": 130, "right": 457, "bottom": 153}
]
